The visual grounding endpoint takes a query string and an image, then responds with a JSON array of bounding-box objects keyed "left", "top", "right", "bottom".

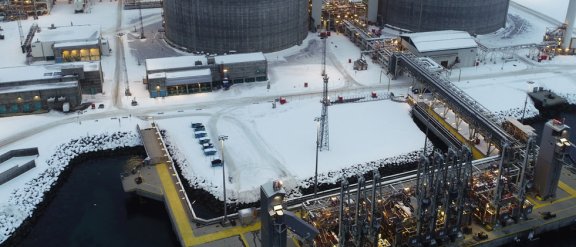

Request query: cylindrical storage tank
[
  {"left": 562, "top": 0, "right": 576, "bottom": 49},
  {"left": 163, "top": 0, "right": 309, "bottom": 54},
  {"left": 378, "top": 0, "right": 510, "bottom": 35}
]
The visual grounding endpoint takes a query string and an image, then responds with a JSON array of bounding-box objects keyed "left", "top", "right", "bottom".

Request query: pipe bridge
[{"left": 389, "top": 52, "right": 518, "bottom": 152}]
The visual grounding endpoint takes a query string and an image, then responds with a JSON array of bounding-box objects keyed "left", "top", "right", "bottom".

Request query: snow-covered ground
[
  {"left": 1, "top": 0, "right": 576, "bottom": 244},
  {"left": 156, "top": 98, "right": 424, "bottom": 201},
  {"left": 513, "top": 0, "right": 571, "bottom": 23}
]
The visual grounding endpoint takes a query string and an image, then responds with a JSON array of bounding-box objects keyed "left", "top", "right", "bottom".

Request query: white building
[
  {"left": 30, "top": 24, "right": 110, "bottom": 63},
  {"left": 400, "top": 30, "right": 478, "bottom": 68}
]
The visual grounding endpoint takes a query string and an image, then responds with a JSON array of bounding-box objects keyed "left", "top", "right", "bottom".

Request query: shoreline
[
  {"left": 1, "top": 103, "right": 574, "bottom": 245},
  {"left": 0, "top": 146, "right": 146, "bottom": 247}
]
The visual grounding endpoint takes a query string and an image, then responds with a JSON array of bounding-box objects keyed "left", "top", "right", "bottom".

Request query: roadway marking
[
  {"left": 558, "top": 181, "right": 576, "bottom": 197},
  {"left": 239, "top": 233, "right": 249, "bottom": 247},
  {"left": 533, "top": 196, "right": 574, "bottom": 209},
  {"left": 156, "top": 163, "right": 195, "bottom": 246},
  {"left": 528, "top": 182, "right": 576, "bottom": 209},
  {"left": 292, "top": 236, "right": 302, "bottom": 247},
  {"left": 193, "top": 222, "right": 261, "bottom": 245},
  {"left": 527, "top": 196, "right": 543, "bottom": 208},
  {"left": 157, "top": 162, "right": 263, "bottom": 246}
]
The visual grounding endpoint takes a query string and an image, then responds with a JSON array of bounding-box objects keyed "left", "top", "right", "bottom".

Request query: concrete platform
[
  {"left": 529, "top": 90, "right": 568, "bottom": 108},
  {"left": 121, "top": 165, "right": 164, "bottom": 201},
  {"left": 460, "top": 167, "right": 576, "bottom": 246}
]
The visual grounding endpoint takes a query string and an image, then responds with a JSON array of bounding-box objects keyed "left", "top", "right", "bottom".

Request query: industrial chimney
[{"left": 562, "top": 0, "right": 576, "bottom": 49}]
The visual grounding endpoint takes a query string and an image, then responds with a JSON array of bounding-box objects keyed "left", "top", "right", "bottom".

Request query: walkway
[{"left": 126, "top": 124, "right": 278, "bottom": 247}]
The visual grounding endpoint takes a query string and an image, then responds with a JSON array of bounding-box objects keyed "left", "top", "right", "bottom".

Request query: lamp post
[
  {"left": 520, "top": 81, "right": 535, "bottom": 124},
  {"left": 387, "top": 72, "right": 391, "bottom": 93},
  {"left": 314, "top": 117, "right": 321, "bottom": 197},
  {"left": 218, "top": 135, "right": 229, "bottom": 225}
]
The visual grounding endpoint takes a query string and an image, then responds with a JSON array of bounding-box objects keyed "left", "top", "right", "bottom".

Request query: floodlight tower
[
  {"left": 318, "top": 31, "right": 329, "bottom": 151},
  {"left": 319, "top": 74, "right": 330, "bottom": 151},
  {"left": 18, "top": 1, "right": 25, "bottom": 49},
  {"left": 322, "top": 34, "right": 327, "bottom": 76},
  {"left": 138, "top": 0, "right": 145, "bottom": 39}
]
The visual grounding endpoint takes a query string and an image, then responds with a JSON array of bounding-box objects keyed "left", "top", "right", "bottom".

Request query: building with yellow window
[
  {"left": 30, "top": 24, "right": 110, "bottom": 63},
  {"left": 0, "top": 62, "right": 103, "bottom": 116},
  {"left": 145, "top": 53, "right": 268, "bottom": 98}
]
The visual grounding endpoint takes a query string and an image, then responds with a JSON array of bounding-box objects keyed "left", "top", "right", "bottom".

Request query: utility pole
[
  {"left": 314, "top": 117, "right": 321, "bottom": 197},
  {"left": 138, "top": 0, "right": 145, "bottom": 39},
  {"left": 319, "top": 75, "right": 330, "bottom": 151},
  {"left": 17, "top": 0, "right": 25, "bottom": 50},
  {"left": 321, "top": 34, "right": 327, "bottom": 76},
  {"left": 218, "top": 135, "right": 229, "bottom": 225},
  {"left": 319, "top": 32, "right": 329, "bottom": 151}
]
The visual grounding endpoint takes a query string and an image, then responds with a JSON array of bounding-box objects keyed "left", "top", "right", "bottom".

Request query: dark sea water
[{"left": 14, "top": 156, "right": 179, "bottom": 247}]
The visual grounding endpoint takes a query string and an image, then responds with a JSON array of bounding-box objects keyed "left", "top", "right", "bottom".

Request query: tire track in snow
[{"left": 207, "top": 108, "right": 293, "bottom": 192}]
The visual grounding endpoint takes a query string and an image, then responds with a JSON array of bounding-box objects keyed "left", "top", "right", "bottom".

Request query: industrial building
[
  {"left": 162, "top": 0, "right": 308, "bottom": 54},
  {"left": 145, "top": 53, "right": 267, "bottom": 97},
  {"left": 0, "top": 62, "right": 103, "bottom": 115},
  {"left": 0, "top": 0, "right": 51, "bottom": 20},
  {"left": 29, "top": 24, "right": 110, "bottom": 63},
  {"left": 534, "top": 120, "right": 571, "bottom": 200},
  {"left": 377, "top": 0, "right": 510, "bottom": 35},
  {"left": 400, "top": 30, "right": 478, "bottom": 68}
]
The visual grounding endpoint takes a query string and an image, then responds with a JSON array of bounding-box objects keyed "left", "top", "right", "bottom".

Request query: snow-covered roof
[
  {"left": 148, "top": 69, "right": 213, "bottom": 86},
  {"left": 214, "top": 52, "right": 266, "bottom": 64},
  {"left": 61, "top": 61, "right": 101, "bottom": 72},
  {"left": 165, "top": 69, "right": 211, "bottom": 79},
  {"left": 0, "top": 81, "right": 78, "bottom": 94},
  {"left": 148, "top": 72, "right": 166, "bottom": 79},
  {"left": 53, "top": 40, "right": 100, "bottom": 49},
  {"left": 0, "top": 62, "right": 99, "bottom": 84},
  {"left": 0, "top": 65, "right": 63, "bottom": 84},
  {"left": 401, "top": 30, "right": 477, "bottom": 53},
  {"left": 169, "top": 70, "right": 212, "bottom": 85},
  {"left": 35, "top": 25, "right": 100, "bottom": 43},
  {"left": 145, "top": 55, "right": 208, "bottom": 72},
  {"left": 145, "top": 53, "right": 266, "bottom": 73}
]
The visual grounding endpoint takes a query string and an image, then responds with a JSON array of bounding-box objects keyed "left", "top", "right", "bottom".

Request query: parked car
[
  {"left": 202, "top": 143, "right": 214, "bottom": 150},
  {"left": 203, "top": 148, "right": 216, "bottom": 156},
  {"left": 198, "top": 137, "right": 210, "bottom": 144},
  {"left": 194, "top": 131, "right": 207, "bottom": 139},
  {"left": 98, "top": 103, "right": 104, "bottom": 109},
  {"left": 191, "top": 122, "right": 204, "bottom": 128},
  {"left": 211, "top": 159, "right": 222, "bottom": 167}
]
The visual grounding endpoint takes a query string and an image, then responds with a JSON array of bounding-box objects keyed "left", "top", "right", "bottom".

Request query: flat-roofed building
[
  {"left": 0, "top": 62, "right": 103, "bottom": 116},
  {"left": 144, "top": 52, "right": 267, "bottom": 97},
  {"left": 400, "top": 30, "right": 478, "bottom": 68},
  {"left": 30, "top": 24, "right": 110, "bottom": 63}
]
